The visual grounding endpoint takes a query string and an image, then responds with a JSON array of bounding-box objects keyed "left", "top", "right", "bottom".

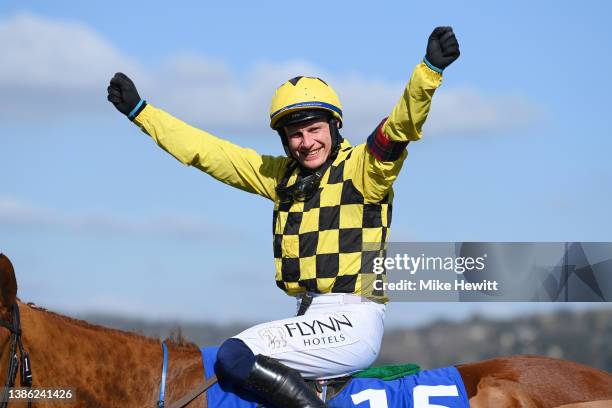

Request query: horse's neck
[{"left": 18, "top": 302, "right": 205, "bottom": 407}]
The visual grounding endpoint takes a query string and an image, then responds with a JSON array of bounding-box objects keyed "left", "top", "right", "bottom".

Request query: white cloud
[
  {"left": 0, "top": 13, "right": 142, "bottom": 89},
  {"left": 425, "top": 87, "right": 542, "bottom": 135},
  {"left": 0, "top": 13, "right": 145, "bottom": 120},
  {"left": 0, "top": 13, "right": 541, "bottom": 136},
  {"left": 0, "top": 195, "right": 239, "bottom": 241}
]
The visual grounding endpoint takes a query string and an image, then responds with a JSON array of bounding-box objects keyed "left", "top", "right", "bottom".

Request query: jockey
[{"left": 108, "top": 27, "right": 459, "bottom": 408}]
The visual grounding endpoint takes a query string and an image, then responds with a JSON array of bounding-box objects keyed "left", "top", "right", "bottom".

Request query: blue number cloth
[
  {"left": 328, "top": 365, "right": 469, "bottom": 407},
  {"left": 200, "top": 347, "right": 470, "bottom": 408}
]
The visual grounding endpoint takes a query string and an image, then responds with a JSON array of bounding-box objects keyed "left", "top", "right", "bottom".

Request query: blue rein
[{"left": 158, "top": 341, "right": 168, "bottom": 408}]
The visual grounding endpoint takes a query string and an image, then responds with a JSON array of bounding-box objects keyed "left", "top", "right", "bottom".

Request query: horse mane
[{"left": 21, "top": 299, "right": 199, "bottom": 350}]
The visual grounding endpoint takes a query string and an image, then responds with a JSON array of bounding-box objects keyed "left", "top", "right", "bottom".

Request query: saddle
[{"left": 305, "top": 363, "right": 422, "bottom": 404}]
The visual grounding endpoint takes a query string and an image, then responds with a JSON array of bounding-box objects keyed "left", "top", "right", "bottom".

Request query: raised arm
[
  {"left": 107, "top": 73, "right": 288, "bottom": 201},
  {"left": 354, "top": 26, "right": 460, "bottom": 203}
]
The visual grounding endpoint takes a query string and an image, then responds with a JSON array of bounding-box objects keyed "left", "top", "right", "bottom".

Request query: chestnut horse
[{"left": 1, "top": 253, "right": 611, "bottom": 408}]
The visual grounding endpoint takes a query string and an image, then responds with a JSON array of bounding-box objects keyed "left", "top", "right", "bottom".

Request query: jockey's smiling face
[{"left": 284, "top": 118, "right": 332, "bottom": 170}]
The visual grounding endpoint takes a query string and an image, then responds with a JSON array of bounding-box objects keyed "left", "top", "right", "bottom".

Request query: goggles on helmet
[{"left": 275, "top": 109, "right": 331, "bottom": 129}]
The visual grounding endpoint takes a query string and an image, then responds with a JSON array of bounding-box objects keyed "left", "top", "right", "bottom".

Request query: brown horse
[{"left": 1, "top": 253, "right": 611, "bottom": 408}]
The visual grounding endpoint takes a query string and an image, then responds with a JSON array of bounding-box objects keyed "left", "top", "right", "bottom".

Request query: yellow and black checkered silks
[
  {"left": 273, "top": 145, "right": 390, "bottom": 299},
  {"left": 133, "top": 62, "right": 443, "bottom": 304}
]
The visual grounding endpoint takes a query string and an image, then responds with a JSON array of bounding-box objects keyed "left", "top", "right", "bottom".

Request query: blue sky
[{"left": 1, "top": 1, "right": 611, "bottom": 326}]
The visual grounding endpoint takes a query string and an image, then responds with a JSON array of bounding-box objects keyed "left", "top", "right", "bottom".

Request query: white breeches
[{"left": 233, "top": 293, "right": 386, "bottom": 380}]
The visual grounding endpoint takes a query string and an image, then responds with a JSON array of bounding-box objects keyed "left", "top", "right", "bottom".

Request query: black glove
[
  {"left": 107, "top": 72, "right": 146, "bottom": 120},
  {"left": 425, "top": 26, "right": 460, "bottom": 72}
]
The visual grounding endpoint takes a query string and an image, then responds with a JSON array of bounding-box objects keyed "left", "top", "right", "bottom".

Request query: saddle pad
[
  {"left": 329, "top": 365, "right": 470, "bottom": 407},
  {"left": 201, "top": 346, "right": 261, "bottom": 407},
  {"left": 353, "top": 363, "right": 421, "bottom": 381},
  {"left": 200, "top": 346, "right": 469, "bottom": 408}
]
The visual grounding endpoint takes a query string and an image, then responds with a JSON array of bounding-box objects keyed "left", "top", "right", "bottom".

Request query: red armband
[{"left": 366, "top": 118, "right": 408, "bottom": 161}]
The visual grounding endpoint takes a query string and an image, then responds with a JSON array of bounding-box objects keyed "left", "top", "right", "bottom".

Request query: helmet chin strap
[{"left": 328, "top": 118, "right": 343, "bottom": 157}]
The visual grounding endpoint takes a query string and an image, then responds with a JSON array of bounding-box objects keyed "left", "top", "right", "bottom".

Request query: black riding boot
[{"left": 243, "top": 355, "right": 326, "bottom": 408}]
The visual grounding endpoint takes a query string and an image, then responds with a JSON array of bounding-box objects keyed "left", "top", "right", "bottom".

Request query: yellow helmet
[{"left": 269, "top": 76, "right": 343, "bottom": 129}]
